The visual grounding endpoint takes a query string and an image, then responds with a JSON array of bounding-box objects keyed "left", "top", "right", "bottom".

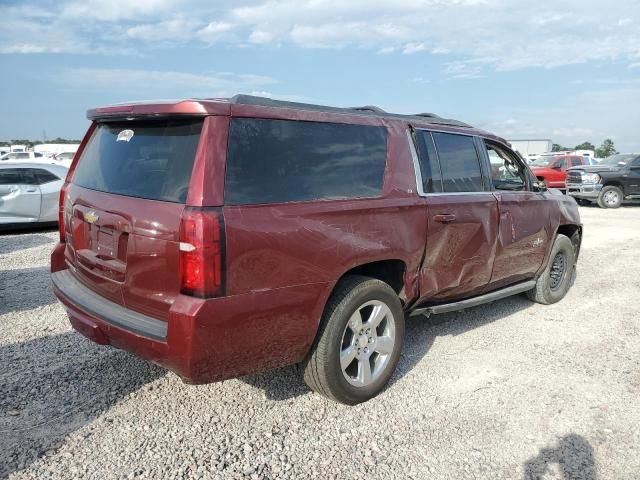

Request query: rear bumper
[
  {"left": 566, "top": 183, "right": 602, "bottom": 199},
  {"left": 52, "top": 261, "right": 330, "bottom": 383}
]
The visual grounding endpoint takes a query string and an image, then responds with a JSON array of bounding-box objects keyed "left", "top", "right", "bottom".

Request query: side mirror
[{"left": 532, "top": 181, "right": 547, "bottom": 192}]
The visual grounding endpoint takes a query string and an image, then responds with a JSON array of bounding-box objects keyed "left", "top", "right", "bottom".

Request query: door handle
[
  {"left": 433, "top": 213, "right": 457, "bottom": 223},
  {"left": 26, "top": 188, "right": 38, "bottom": 193}
]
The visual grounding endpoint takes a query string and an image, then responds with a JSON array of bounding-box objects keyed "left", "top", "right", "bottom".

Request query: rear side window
[
  {"left": 225, "top": 118, "right": 387, "bottom": 205},
  {"left": 415, "top": 131, "right": 443, "bottom": 193},
  {"left": 72, "top": 119, "right": 203, "bottom": 203},
  {"left": 33, "top": 169, "right": 60, "bottom": 184},
  {"left": 0, "top": 168, "right": 29, "bottom": 185},
  {"left": 432, "top": 132, "right": 484, "bottom": 192}
]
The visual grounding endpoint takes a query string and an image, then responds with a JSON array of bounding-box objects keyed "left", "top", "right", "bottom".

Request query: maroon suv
[{"left": 51, "top": 95, "right": 582, "bottom": 404}]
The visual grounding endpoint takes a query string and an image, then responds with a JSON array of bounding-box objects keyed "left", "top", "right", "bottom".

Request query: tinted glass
[
  {"left": 33, "top": 168, "right": 60, "bottom": 184},
  {"left": 15, "top": 153, "right": 29, "bottom": 159},
  {"left": 415, "top": 131, "right": 443, "bottom": 192},
  {"left": 73, "top": 119, "right": 203, "bottom": 203},
  {"left": 571, "top": 157, "right": 582, "bottom": 167},
  {"left": 225, "top": 118, "right": 387, "bottom": 205},
  {"left": 432, "top": 132, "right": 483, "bottom": 192},
  {"left": 554, "top": 157, "right": 567, "bottom": 168},
  {"left": 0, "top": 168, "right": 30, "bottom": 184},
  {"left": 34, "top": 152, "right": 43, "bottom": 157}
]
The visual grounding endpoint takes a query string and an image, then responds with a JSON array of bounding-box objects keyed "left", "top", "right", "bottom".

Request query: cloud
[
  {"left": 55, "top": 68, "right": 282, "bottom": 99},
  {"left": 444, "top": 61, "right": 485, "bottom": 79},
  {"left": 127, "top": 19, "right": 201, "bottom": 42},
  {"left": 2, "top": 0, "right": 640, "bottom": 75},
  {"left": 478, "top": 86, "right": 640, "bottom": 153},
  {"left": 61, "top": 0, "right": 179, "bottom": 21},
  {"left": 402, "top": 43, "right": 428, "bottom": 55},
  {"left": 248, "top": 30, "right": 274, "bottom": 44}
]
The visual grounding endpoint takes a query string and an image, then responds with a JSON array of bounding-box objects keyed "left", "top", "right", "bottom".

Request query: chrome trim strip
[{"left": 413, "top": 126, "right": 476, "bottom": 137}]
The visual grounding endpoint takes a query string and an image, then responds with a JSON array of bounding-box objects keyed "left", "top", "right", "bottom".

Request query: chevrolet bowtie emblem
[{"left": 84, "top": 211, "right": 99, "bottom": 224}]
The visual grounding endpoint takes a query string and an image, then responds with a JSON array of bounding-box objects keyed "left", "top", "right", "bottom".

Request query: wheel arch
[
  {"left": 556, "top": 224, "right": 582, "bottom": 260},
  {"left": 601, "top": 180, "right": 624, "bottom": 190},
  {"left": 335, "top": 259, "right": 407, "bottom": 299}
]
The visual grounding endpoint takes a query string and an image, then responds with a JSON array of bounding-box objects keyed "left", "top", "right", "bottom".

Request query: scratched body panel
[
  {"left": 418, "top": 193, "right": 499, "bottom": 303},
  {"left": 489, "top": 191, "right": 552, "bottom": 289}
]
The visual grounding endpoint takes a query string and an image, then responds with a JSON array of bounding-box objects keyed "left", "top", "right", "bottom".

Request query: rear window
[
  {"left": 225, "top": 118, "right": 387, "bottom": 205},
  {"left": 72, "top": 119, "right": 203, "bottom": 203}
]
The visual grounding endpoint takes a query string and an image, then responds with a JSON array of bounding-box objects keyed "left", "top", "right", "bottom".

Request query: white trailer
[{"left": 507, "top": 139, "right": 553, "bottom": 162}]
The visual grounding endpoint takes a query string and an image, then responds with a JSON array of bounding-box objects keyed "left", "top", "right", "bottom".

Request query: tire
[
  {"left": 597, "top": 185, "right": 623, "bottom": 209},
  {"left": 303, "top": 275, "right": 405, "bottom": 405},
  {"left": 527, "top": 234, "right": 576, "bottom": 305}
]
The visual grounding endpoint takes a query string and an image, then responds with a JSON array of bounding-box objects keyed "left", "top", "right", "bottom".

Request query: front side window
[
  {"left": 486, "top": 143, "right": 527, "bottom": 191},
  {"left": 225, "top": 118, "right": 387, "bottom": 205},
  {"left": 432, "top": 132, "right": 484, "bottom": 193},
  {"left": 570, "top": 157, "right": 583, "bottom": 167}
]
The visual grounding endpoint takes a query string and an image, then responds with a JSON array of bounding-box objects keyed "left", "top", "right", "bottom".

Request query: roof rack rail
[
  {"left": 349, "top": 105, "right": 386, "bottom": 114},
  {"left": 227, "top": 94, "right": 473, "bottom": 128}
]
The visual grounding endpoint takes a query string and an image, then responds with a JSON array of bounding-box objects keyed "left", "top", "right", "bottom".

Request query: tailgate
[{"left": 62, "top": 118, "right": 203, "bottom": 321}]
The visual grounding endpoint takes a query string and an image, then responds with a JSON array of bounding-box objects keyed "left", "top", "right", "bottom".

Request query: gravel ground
[{"left": 1, "top": 205, "right": 639, "bottom": 480}]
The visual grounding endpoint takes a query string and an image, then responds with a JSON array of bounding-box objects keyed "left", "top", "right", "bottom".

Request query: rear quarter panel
[{"left": 217, "top": 117, "right": 427, "bottom": 365}]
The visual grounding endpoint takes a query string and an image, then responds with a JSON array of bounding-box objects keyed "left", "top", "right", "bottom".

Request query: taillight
[
  {"left": 58, "top": 182, "right": 69, "bottom": 243},
  {"left": 179, "top": 207, "right": 225, "bottom": 298}
]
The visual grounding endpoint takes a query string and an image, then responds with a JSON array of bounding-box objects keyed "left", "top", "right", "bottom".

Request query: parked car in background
[
  {"left": 567, "top": 154, "right": 640, "bottom": 208},
  {"left": 0, "top": 163, "right": 68, "bottom": 227},
  {"left": 1, "top": 151, "right": 72, "bottom": 167},
  {"left": 51, "top": 95, "right": 581, "bottom": 404},
  {"left": 530, "top": 154, "right": 598, "bottom": 190},
  {"left": 1, "top": 151, "right": 46, "bottom": 162},
  {"left": 53, "top": 152, "right": 75, "bottom": 166}
]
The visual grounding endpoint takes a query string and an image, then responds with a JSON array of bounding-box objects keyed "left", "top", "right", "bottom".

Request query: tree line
[{"left": 552, "top": 139, "right": 618, "bottom": 158}]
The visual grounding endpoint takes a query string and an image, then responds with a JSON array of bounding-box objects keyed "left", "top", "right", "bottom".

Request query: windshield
[
  {"left": 531, "top": 156, "right": 555, "bottom": 167},
  {"left": 599, "top": 154, "right": 636, "bottom": 166}
]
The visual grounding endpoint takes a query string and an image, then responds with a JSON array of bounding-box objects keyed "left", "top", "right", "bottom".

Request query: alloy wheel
[{"left": 339, "top": 300, "right": 396, "bottom": 387}]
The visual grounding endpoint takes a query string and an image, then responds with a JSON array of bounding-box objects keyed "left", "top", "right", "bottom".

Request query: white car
[
  {"left": 1, "top": 151, "right": 72, "bottom": 168},
  {"left": 1, "top": 151, "right": 47, "bottom": 162},
  {"left": 0, "top": 163, "right": 68, "bottom": 227}
]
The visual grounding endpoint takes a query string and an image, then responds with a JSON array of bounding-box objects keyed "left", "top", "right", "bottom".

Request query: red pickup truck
[
  {"left": 51, "top": 95, "right": 582, "bottom": 404},
  {"left": 530, "top": 154, "right": 597, "bottom": 190}
]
